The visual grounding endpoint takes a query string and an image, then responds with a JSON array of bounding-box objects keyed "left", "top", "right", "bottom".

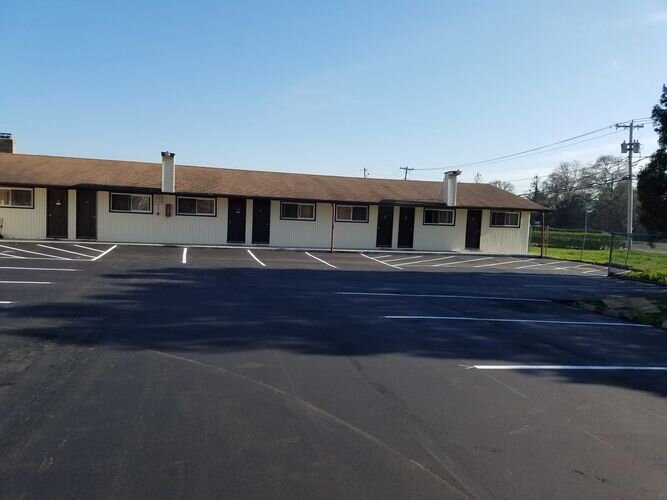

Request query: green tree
[{"left": 637, "top": 85, "right": 667, "bottom": 235}]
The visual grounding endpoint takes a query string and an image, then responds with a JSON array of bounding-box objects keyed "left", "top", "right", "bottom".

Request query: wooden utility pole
[{"left": 400, "top": 166, "right": 414, "bottom": 180}]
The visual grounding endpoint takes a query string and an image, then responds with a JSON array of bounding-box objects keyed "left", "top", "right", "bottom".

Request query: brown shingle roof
[{"left": 0, "top": 153, "right": 547, "bottom": 210}]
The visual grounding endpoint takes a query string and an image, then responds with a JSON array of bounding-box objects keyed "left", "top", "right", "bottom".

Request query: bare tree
[
  {"left": 473, "top": 172, "right": 484, "bottom": 183},
  {"left": 489, "top": 180, "right": 515, "bottom": 193}
]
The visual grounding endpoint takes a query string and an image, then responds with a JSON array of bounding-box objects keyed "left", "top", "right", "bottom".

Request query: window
[
  {"left": 490, "top": 211, "right": 520, "bottom": 227},
  {"left": 280, "top": 202, "right": 315, "bottom": 220},
  {"left": 423, "top": 208, "right": 455, "bottom": 225},
  {"left": 177, "top": 196, "right": 216, "bottom": 216},
  {"left": 0, "top": 187, "right": 33, "bottom": 208},
  {"left": 110, "top": 193, "right": 152, "bottom": 213},
  {"left": 336, "top": 205, "right": 369, "bottom": 223}
]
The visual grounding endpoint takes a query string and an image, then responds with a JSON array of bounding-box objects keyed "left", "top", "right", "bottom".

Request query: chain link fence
[{"left": 531, "top": 226, "right": 667, "bottom": 280}]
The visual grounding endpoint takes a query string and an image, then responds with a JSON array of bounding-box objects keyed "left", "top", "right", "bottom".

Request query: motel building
[{"left": 0, "top": 134, "right": 546, "bottom": 253}]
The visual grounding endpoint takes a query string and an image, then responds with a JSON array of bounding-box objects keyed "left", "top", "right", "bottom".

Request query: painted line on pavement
[
  {"left": 515, "top": 260, "right": 565, "bottom": 270},
  {"left": 383, "top": 315, "right": 651, "bottom": 327},
  {"left": 75, "top": 244, "right": 104, "bottom": 253},
  {"left": 92, "top": 245, "right": 118, "bottom": 261},
  {"left": 0, "top": 281, "right": 52, "bottom": 285},
  {"left": 474, "top": 259, "right": 525, "bottom": 268},
  {"left": 38, "top": 244, "right": 96, "bottom": 258},
  {"left": 470, "top": 365, "right": 667, "bottom": 371},
  {"left": 0, "top": 251, "right": 26, "bottom": 259},
  {"left": 583, "top": 268, "right": 605, "bottom": 274},
  {"left": 247, "top": 249, "right": 266, "bottom": 267},
  {"left": 305, "top": 252, "right": 337, "bottom": 269},
  {"left": 374, "top": 255, "right": 392, "bottom": 259},
  {"left": 0, "top": 301, "right": 12, "bottom": 304},
  {"left": 401, "top": 256, "right": 457, "bottom": 266},
  {"left": 0, "top": 266, "right": 79, "bottom": 272},
  {"left": 0, "top": 244, "right": 71, "bottom": 261},
  {"left": 382, "top": 255, "right": 424, "bottom": 263},
  {"left": 433, "top": 257, "right": 493, "bottom": 267},
  {"left": 337, "top": 292, "right": 550, "bottom": 302},
  {"left": 182, "top": 248, "right": 188, "bottom": 264},
  {"left": 361, "top": 253, "right": 403, "bottom": 270}
]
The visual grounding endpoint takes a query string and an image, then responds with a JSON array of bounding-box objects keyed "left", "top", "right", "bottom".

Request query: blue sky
[{"left": 2, "top": 0, "right": 666, "bottom": 194}]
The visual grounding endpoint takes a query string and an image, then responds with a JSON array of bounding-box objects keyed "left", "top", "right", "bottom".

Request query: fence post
[
  {"left": 607, "top": 232, "right": 614, "bottom": 277},
  {"left": 540, "top": 213, "right": 545, "bottom": 258}
]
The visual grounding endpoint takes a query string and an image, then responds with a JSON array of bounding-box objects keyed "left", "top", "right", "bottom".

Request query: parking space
[
  {"left": 1, "top": 241, "right": 667, "bottom": 498},
  {"left": 0, "top": 241, "right": 116, "bottom": 262}
]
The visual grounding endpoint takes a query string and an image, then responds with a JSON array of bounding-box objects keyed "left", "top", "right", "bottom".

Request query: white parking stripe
[
  {"left": 38, "top": 244, "right": 96, "bottom": 258},
  {"left": 0, "top": 281, "right": 52, "bottom": 285},
  {"left": 74, "top": 244, "right": 104, "bottom": 253},
  {"left": 337, "top": 292, "right": 550, "bottom": 302},
  {"left": 0, "top": 301, "right": 12, "bottom": 304},
  {"left": 305, "top": 252, "right": 337, "bottom": 269},
  {"left": 92, "top": 245, "right": 118, "bottom": 261},
  {"left": 382, "top": 255, "right": 424, "bottom": 263},
  {"left": 0, "top": 245, "right": 70, "bottom": 260},
  {"left": 474, "top": 259, "right": 525, "bottom": 268},
  {"left": 383, "top": 315, "right": 651, "bottom": 327},
  {"left": 247, "top": 249, "right": 266, "bottom": 267},
  {"left": 471, "top": 365, "right": 667, "bottom": 371},
  {"left": 583, "top": 268, "right": 605, "bottom": 274},
  {"left": 402, "top": 256, "right": 457, "bottom": 266},
  {"left": 0, "top": 266, "right": 79, "bottom": 271},
  {"left": 374, "top": 255, "right": 392, "bottom": 259},
  {"left": 515, "top": 260, "right": 565, "bottom": 270},
  {"left": 433, "top": 257, "right": 493, "bottom": 267},
  {"left": 0, "top": 252, "right": 26, "bottom": 259},
  {"left": 182, "top": 248, "right": 188, "bottom": 264},
  {"left": 361, "top": 253, "right": 403, "bottom": 270}
]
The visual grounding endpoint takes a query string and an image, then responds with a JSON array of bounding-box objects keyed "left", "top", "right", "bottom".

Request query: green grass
[
  {"left": 628, "top": 271, "right": 667, "bottom": 285},
  {"left": 528, "top": 246, "right": 667, "bottom": 273}
]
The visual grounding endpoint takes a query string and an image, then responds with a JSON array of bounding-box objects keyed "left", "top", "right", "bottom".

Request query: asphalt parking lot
[{"left": 1, "top": 242, "right": 666, "bottom": 499}]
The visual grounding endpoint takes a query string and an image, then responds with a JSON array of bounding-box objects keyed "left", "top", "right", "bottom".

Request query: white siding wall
[
  {"left": 269, "top": 201, "right": 332, "bottom": 248},
  {"left": 0, "top": 187, "right": 46, "bottom": 239},
  {"left": 97, "top": 192, "right": 228, "bottom": 244},
  {"left": 413, "top": 208, "right": 467, "bottom": 251},
  {"left": 332, "top": 205, "right": 378, "bottom": 249},
  {"left": 479, "top": 210, "right": 531, "bottom": 254}
]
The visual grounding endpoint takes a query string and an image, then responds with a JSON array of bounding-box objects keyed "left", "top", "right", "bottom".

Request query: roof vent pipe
[
  {"left": 161, "top": 151, "right": 175, "bottom": 193},
  {"left": 443, "top": 170, "right": 462, "bottom": 206}
]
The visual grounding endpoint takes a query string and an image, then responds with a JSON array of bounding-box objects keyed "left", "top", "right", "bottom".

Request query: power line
[
  {"left": 399, "top": 166, "right": 414, "bottom": 180},
  {"left": 412, "top": 124, "right": 617, "bottom": 171}
]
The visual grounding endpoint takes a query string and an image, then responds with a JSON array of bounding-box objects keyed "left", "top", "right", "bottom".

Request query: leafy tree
[
  {"left": 637, "top": 85, "right": 667, "bottom": 235},
  {"left": 489, "top": 180, "right": 515, "bottom": 193}
]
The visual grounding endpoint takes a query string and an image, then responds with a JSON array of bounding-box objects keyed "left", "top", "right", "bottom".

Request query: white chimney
[
  {"left": 443, "top": 170, "right": 461, "bottom": 206},
  {"left": 161, "top": 151, "right": 175, "bottom": 193}
]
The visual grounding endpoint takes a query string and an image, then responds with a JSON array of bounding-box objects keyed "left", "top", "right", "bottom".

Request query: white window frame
[
  {"left": 489, "top": 211, "right": 521, "bottom": 228},
  {"left": 280, "top": 201, "right": 316, "bottom": 221},
  {"left": 109, "top": 192, "right": 153, "bottom": 214},
  {"left": 0, "top": 186, "right": 34, "bottom": 209},
  {"left": 423, "top": 208, "right": 455, "bottom": 226},
  {"left": 335, "top": 204, "right": 369, "bottom": 223},
  {"left": 176, "top": 196, "right": 217, "bottom": 217}
]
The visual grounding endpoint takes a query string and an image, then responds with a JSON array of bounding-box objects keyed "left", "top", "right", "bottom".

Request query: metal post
[
  {"left": 607, "top": 233, "right": 615, "bottom": 276},
  {"left": 540, "top": 213, "right": 545, "bottom": 258},
  {"left": 330, "top": 203, "right": 335, "bottom": 253},
  {"left": 580, "top": 210, "right": 589, "bottom": 261}
]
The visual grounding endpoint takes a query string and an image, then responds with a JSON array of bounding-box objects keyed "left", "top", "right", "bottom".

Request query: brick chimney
[
  {"left": 161, "top": 151, "right": 175, "bottom": 193},
  {"left": 0, "top": 133, "right": 15, "bottom": 154}
]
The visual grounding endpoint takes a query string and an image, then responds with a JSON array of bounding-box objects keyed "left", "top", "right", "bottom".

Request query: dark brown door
[
  {"left": 76, "top": 190, "right": 97, "bottom": 239},
  {"left": 465, "top": 209, "right": 482, "bottom": 249},
  {"left": 376, "top": 206, "right": 394, "bottom": 247},
  {"left": 252, "top": 199, "right": 271, "bottom": 244},
  {"left": 227, "top": 197, "right": 246, "bottom": 243},
  {"left": 47, "top": 188, "right": 68, "bottom": 238},
  {"left": 397, "top": 207, "right": 415, "bottom": 248}
]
